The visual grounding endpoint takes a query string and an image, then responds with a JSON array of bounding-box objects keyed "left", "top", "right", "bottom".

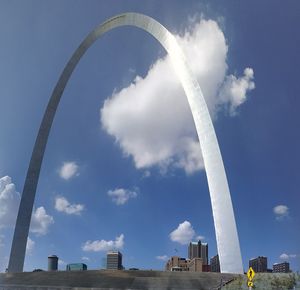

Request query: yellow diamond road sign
[
  {"left": 247, "top": 281, "right": 254, "bottom": 287},
  {"left": 247, "top": 267, "right": 255, "bottom": 281}
]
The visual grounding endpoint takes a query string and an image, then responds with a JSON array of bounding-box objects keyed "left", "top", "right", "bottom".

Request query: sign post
[{"left": 247, "top": 267, "right": 255, "bottom": 289}]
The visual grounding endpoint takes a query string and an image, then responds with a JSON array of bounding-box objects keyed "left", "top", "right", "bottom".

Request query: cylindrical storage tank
[{"left": 48, "top": 255, "right": 58, "bottom": 271}]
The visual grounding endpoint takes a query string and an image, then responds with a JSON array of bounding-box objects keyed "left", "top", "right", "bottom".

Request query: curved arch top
[{"left": 8, "top": 13, "right": 243, "bottom": 273}]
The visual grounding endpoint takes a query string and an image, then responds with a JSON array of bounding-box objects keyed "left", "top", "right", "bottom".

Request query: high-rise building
[
  {"left": 48, "top": 255, "right": 58, "bottom": 271},
  {"left": 273, "top": 262, "right": 290, "bottom": 273},
  {"left": 249, "top": 256, "right": 268, "bottom": 273},
  {"left": 201, "top": 243, "right": 208, "bottom": 265},
  {"left": 188, "top": 240, "right": 208, "bottom": 265},
  {"left": 106, "top": 251, "right": 123, "bottom": 270},
  {"left": 210, "top": 254, "right": 220, "bottom": 272},
  {"left": 189, "top": 241, "right": 201, "bottom": 260}
]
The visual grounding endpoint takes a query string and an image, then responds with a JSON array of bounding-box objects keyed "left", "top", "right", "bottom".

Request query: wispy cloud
[
  {"left": 196, "top": 235, "right": 205, "bottom": 241},
  {"left": 279, "top": 253, "right": 298, "bottom": 260},
  {"left": 142, "top": 170, "right": 151, "bottom": 178},
  {"left": 156, "top": 255, "right": 169, "bottom": 262},
  {"left": 107, "top": 188, "right": 138, "bottom": 205},
  {"left": 82, "top": 234, "right": 124, "bottom": 252},
  {"left": 26, "top": 237, "right": 35, "bottom": 254},
  {"left": 58, "top": 259, "right": 66, "bottom": 266},
  {"left": 55, "top": 196, "right": 84, "bottom": 215}
]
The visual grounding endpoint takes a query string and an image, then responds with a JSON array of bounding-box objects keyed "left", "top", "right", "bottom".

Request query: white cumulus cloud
[
  {"left": 0, "top": 176, "right": 54, "bottom": 235},
  {"left": 26, "top": 237, "right": 35, "bottom": 254},
  {"left": 273, "top": 205, "right": 289, "bottom": 220},
  {"left": 218, "top": 67, "right": 255, "bottom": 115},
  {"left": 59, "top": 161, "right": 79, "bottom": 180},
  {"left": 156, "top": 255, "right": 169, "bottom": 261},
  {"left": 82, "top": 234, "right": 124, "bottom": 252},
  {"left": 0, "top": 176, "right": 20, "bottom": 228},
  {"left": 107, "top": 188, "right": 138, "bottom": 205},
  {"left": 55, "top": 196, "right": 84, "bottom": 215},
  {"left": 81, "top": 256, "right": 90, "bottom": 261},
  {"left": 170, "top": 221, "right": 197, "bottom": 245},
  {"left": 30, "top": 206, "right": 54, "bottom": 235},
  {"left": 100, "top": 18, "right": 255, "bottom": 174}
]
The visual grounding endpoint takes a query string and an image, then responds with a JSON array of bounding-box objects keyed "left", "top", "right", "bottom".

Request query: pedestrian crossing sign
[{"left": 247, "top": 267, "right": 255, "bottom": 281}]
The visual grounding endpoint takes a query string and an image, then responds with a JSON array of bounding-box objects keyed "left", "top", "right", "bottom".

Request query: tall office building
[
  {"left": 249, "top": 256, "right": 268, "bottom": 273},
  {"left": 201, "top": 243, "right": 208, "bottom": 265},
  {"left": 188, "top": 240, "right": 208, "bottom": 265},
  {"left": 210, "top": 254, "right": 220, "bottom": 272},
  {"left": 189, "top": 241, "right": 201, "bottom": 260},
  {"left": 106, "top": 251, "right": 123, "bottom": 270},
  {"left": 273, "top": 262, "right": 290, "bottom": 273}
]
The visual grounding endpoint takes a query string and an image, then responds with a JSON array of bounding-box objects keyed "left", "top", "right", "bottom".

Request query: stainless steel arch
[{"left": 8, "top": 13, "right": 243, "bottom": 273}]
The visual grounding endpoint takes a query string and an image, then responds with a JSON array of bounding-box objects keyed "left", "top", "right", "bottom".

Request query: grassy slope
[{"left": 223, "top": 273, "right": 300, "bottom": 290}]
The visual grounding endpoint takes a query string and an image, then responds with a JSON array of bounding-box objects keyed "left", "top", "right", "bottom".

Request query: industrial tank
[{"left": 48, "top": 255, "right": 58, "bottom": 271}]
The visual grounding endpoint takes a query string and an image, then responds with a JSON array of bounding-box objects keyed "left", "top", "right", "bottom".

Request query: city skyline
[{"left": 0, "top": 0, "right": 299, "bottom": 272}]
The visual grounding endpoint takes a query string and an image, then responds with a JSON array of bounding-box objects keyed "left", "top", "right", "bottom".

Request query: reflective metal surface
[{"left": 8, "top": 13, "right": 243, "bottom": 273}]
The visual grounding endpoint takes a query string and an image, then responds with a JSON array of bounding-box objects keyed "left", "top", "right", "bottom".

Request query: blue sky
[{"left": 0, "top": 0, "right": 299, "bottom": 272}]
